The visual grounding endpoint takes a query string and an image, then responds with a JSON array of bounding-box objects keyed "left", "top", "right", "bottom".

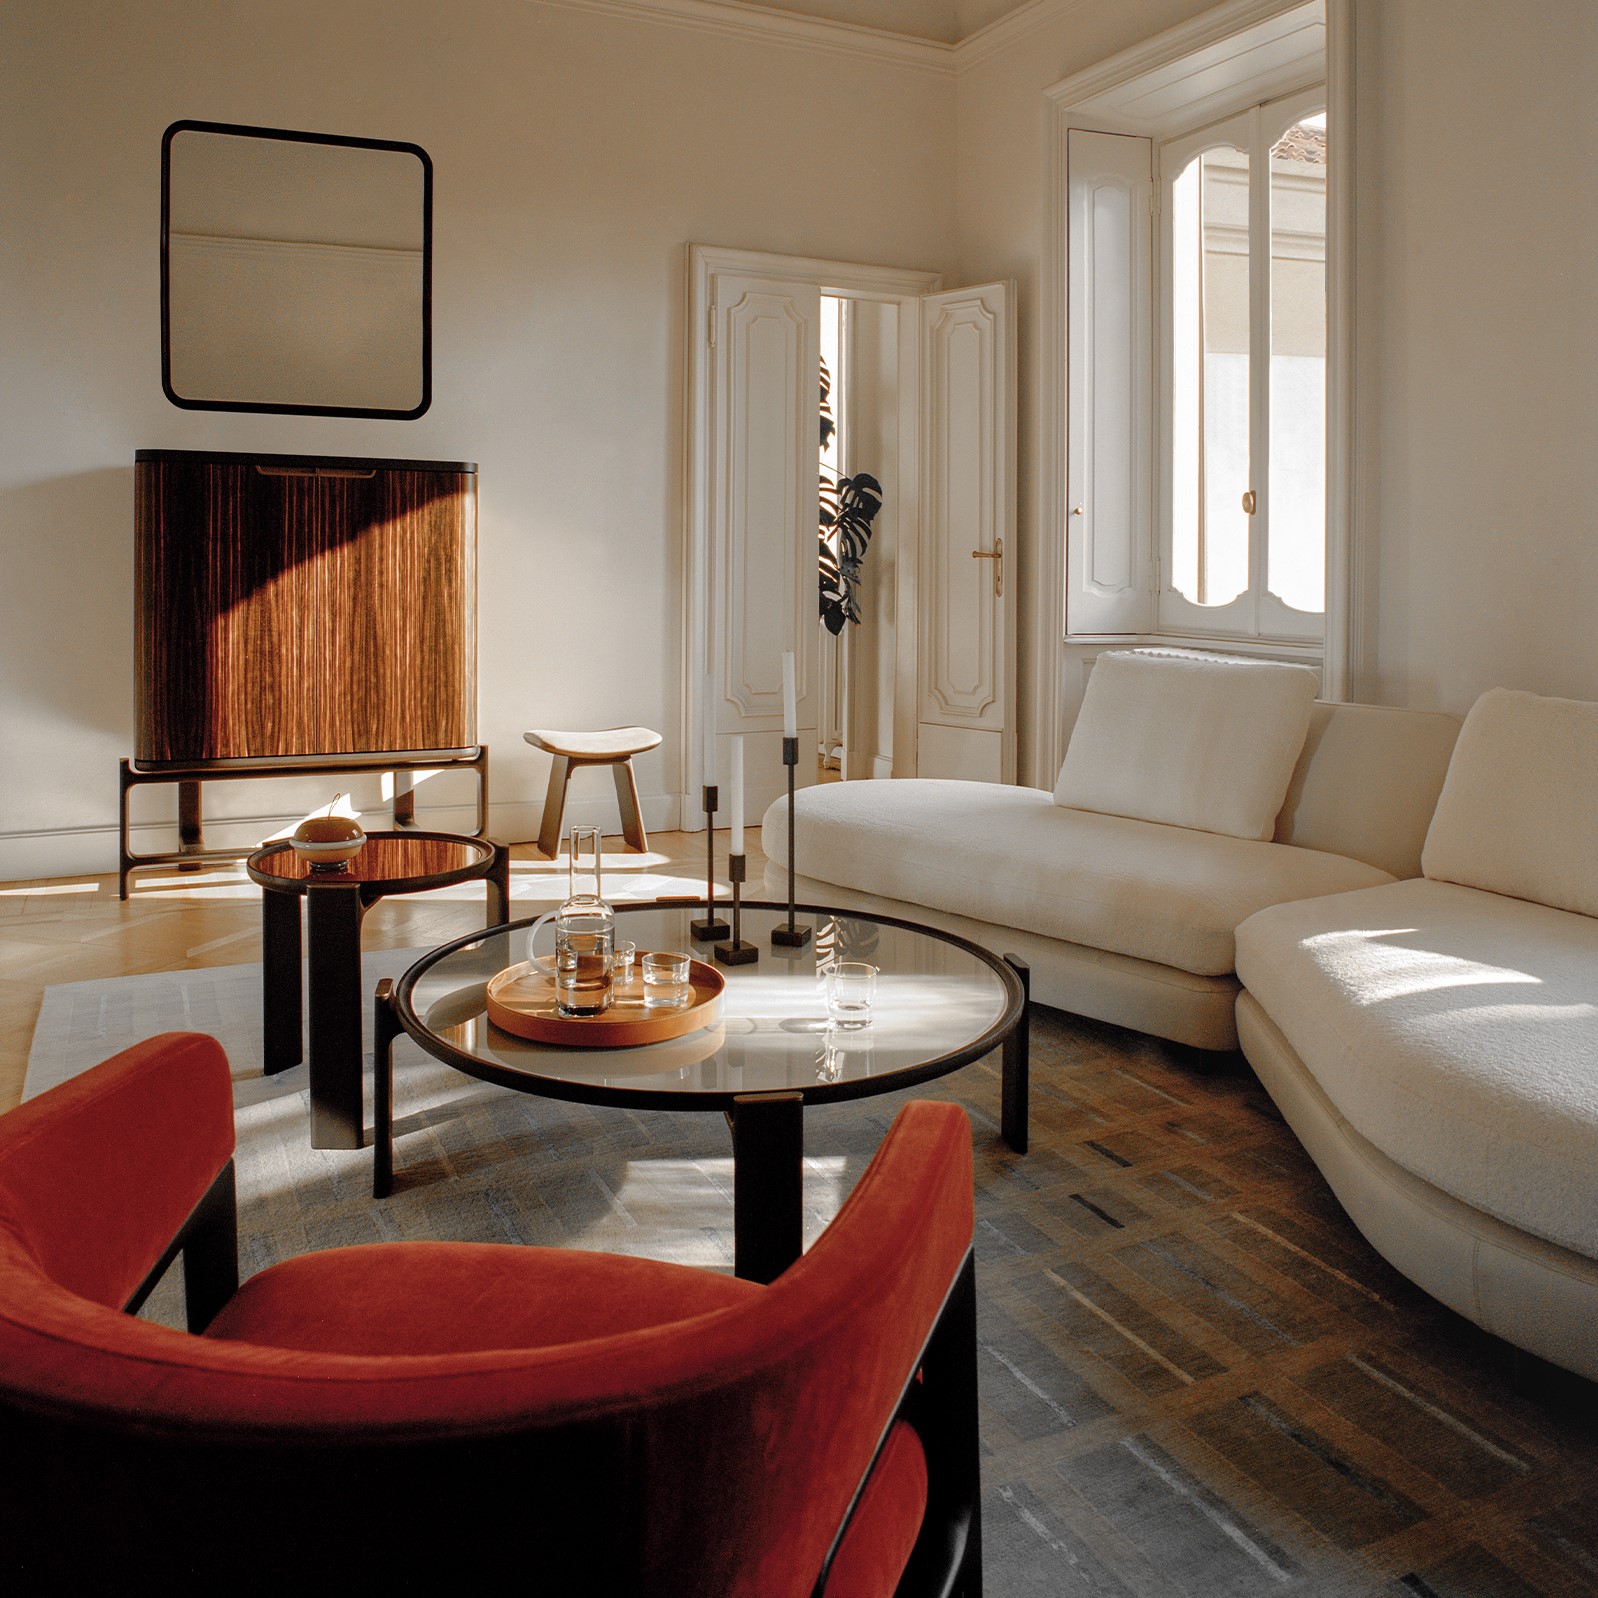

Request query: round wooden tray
[{"left": 485, "top": 954, "right": 724, "bottom": 1047}]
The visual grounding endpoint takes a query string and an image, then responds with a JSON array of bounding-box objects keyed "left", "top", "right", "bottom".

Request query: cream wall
[
  {"left": 954, "top": 0, "right": 1598, "bottom": 771},
  {"left": 6, "top": 0, "right": 1595, "bottom": 881},
  {"left": 1354, "top": 0, "right": 1598, "bottom": 711},
  {"left": 0, "top": 0, "right": 955, "bottom": 878}
]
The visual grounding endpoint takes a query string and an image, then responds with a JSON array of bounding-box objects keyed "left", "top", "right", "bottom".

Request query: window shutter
[{"left": 1066, "top": 129, "right": 1154, "bottom": 636}]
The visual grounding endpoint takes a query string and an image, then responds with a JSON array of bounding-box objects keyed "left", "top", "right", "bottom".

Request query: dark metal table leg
[
  {"left": 1001, "top": 954, "right": 1030, "bottom": 1154},
  {"left": 261, "top": 887, "right": 303, "bottom": 1074},
  {"left": 730, "top": 1091, "right": 804, "bottom": 1283},
  {"left": 486, "top": 842, "right": 511, "bottom": 928},
  {"left": 373, "top": 978, "right": 400, "bottom": 1198},
  {"left": 305, "top": 883, "right": 365, "bottom": 1150}
]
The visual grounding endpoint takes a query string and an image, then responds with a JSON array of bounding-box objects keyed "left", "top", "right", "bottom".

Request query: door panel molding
[{"left": 917, "top": 281, "right": 1017, "bottom": 781}]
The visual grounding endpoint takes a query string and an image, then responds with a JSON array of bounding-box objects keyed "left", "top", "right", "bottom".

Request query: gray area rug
[{"left": 27, "top": 963, "right": 1598, "bottom": 1595}]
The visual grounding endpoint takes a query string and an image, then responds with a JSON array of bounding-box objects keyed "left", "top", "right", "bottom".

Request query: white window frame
[
  {"left": 1156, "top": 85, "right": 1328, "bottom": 644},
  {"left": 1038, "top": 0, "right": 1358, "bottom": 787}
]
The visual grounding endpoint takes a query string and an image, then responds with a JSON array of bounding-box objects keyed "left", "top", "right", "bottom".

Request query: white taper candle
[
  {"left": 730, "top": 735, "right": 745, "bottom": 853},
  {"left": 782, "top": 650, "right": 797, "bottom": 739},
  {"left": 702, "top": 671, "right": 717, "bottom": 787}
]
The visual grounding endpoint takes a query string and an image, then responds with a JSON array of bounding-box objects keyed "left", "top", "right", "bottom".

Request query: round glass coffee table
[{"left": 375, "top": 900, "right": 1030, "bottom": 1280}]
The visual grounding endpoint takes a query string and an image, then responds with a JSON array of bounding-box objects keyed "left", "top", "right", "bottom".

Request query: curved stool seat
[{"left": 523, "top": 725, "right": 662, "bottom": 856}]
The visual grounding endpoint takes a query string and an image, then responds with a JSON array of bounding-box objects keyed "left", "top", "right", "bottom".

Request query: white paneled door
[
  {"left": 709, "top": 272, "right": 821, "bottom": 761},
  {"left": 686, "top": 248, "right": 1015, "bottom": 832},
  {"left": 915, "top": 282, "right": 1017, "bottom": 783}
]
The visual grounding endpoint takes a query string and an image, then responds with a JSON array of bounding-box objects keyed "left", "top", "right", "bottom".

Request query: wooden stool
[{"left": 523, "top": 727, "right": 661, "bottom": 857}]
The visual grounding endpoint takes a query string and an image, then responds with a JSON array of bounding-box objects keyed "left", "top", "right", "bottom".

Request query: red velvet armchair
[{"left": 0, "top": 1032, "right": 981, "bottom": 1594}]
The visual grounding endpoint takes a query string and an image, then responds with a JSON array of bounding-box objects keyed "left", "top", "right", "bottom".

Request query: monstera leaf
[
  {"left": 819, "top": 471, "right": 883, "bottom": 635},
  {"left": 817, "top": 355, "right": 883, "bottom": 634}
]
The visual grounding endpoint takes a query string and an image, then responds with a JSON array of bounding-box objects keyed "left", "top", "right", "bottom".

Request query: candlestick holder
[
  {"left": 714, "top": 853, "right": 759, "bottom": 965},
  {"left": 691, "top": 783, "right": 729, "bottom": 941},
  {"left": 771, "top": 735, "right": 812, "bottom": 949}
]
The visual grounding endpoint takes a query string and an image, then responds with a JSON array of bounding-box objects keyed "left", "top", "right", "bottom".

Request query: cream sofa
[
  {"left": 1234, "top": 688, "right": 1598, "bottom": 1380},
  {"left": 763, "top": 664, "right": 1598, "bottom": 1379},
  {"left": 763, "top": 652, "right": 1461, "bottom": 1052}
]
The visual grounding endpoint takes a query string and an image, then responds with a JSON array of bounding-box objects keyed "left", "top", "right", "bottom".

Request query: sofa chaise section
[{"left": 1235, "top": 687, "right": 1598, "bottom": 1379}]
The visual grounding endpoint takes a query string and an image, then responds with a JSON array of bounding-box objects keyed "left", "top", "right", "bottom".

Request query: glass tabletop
[
  {"left": 393, "top": 901, "right": 1024, "bottom": 1108},
  {"left": 249, "top": 831, "right": 496, "bottom": 890}
]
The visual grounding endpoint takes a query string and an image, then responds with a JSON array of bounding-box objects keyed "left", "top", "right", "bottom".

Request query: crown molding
[
  {"left": 1043, "top": 0, "right": 1321, "bottom": 108},
  {"left": 530, "top": 0, "right": 1100, "bottom": 73},
  {"left": 955, "top": 0, "right": 1093, "bottom": 70},
  {"left": 532, "top": 0, "right": 957, "bottom": 73}
]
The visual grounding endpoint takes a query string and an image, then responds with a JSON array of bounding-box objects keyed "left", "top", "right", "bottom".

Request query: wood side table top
[{"left": 247, "top": 831, "right": 497, "bottom": 894}]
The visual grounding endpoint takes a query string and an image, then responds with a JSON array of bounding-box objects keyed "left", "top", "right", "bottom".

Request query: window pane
[
  {"left": 1171, "top": 146, "right": 1250, "bottom": 608},
  {"left": 1268, "top": 114, "right": 1326, "bottom": 613}
]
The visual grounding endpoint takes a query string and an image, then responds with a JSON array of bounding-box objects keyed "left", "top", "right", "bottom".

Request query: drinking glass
[
  {"left": 642, "top": 951, "right": 692, "bottom": 1009},
  {"left": 614, "top": 941, "right": 637, "bottom": 987},
  {"left": 825, "top": 961, "right": 877, "bottom": 1028}
]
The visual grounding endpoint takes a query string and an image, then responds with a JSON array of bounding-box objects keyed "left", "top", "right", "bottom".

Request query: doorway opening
[
  {"left": 684, "top": 244, "right": 1015, "bottom": 831},
  {"left": 817, "top": 294, "right": 896, "bottom": 786}
]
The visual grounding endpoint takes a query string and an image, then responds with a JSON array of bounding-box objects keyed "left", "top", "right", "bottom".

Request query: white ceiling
[{"left": 723, "top": 0, "right": 1035, "bottom": 46}]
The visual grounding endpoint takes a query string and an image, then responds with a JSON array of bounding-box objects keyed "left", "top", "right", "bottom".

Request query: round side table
[{"left": 247, "top": 831, "right": 509, "bottom": 1149}]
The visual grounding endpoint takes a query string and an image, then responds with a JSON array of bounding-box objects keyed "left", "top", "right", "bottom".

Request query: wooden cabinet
[{"left": 134, "top": 450, "right": 477, "bottom": 764}]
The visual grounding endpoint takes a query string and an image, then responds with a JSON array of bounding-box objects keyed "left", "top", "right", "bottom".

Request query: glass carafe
[{"left": 555, "top": 826, "right": 614, "bottom": 1016}]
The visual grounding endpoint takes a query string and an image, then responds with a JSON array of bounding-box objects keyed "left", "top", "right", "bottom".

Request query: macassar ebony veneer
[
  {"left": 135, "top": 449, "right": 477, "bottom": 764},
  {"left": 124, "top": 450, "right": 481, "bottom": 894}
]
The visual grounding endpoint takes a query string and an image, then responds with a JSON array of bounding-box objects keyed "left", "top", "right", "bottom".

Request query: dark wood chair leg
[
  {"left": 610, "top": 757, "right": 649, "bottom": 852},
  {"left": 1001, "top": 954, "right": 1029, "bottom": 1154},
  {"left": 181, "top": 1162, "right": 240, "bottom": 1333},
  {"left": 537, "top": 755, "right": 573, "bottom": 859}
]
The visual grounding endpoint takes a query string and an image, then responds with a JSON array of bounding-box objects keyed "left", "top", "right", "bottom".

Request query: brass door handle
[
  {"left": 970, "top": 538, "right": 1003, "bottom": 598},
  {"left": 1242, "top": 489, "right": 1257, "bottom": 515}
]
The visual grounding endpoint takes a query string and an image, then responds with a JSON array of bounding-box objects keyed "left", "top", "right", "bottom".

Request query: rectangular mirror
[{"left": 162, "top": 120, "right": 432, "bottom": 418}]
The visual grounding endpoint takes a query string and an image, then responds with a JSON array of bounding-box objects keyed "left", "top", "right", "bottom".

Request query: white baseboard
[{"left": 0, "top": 792, "right": 683, "bottom": 885}]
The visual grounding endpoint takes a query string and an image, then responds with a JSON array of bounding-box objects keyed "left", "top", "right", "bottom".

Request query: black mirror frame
[{"left": 160, "top": 119, "right": 433, "bottom": 420}]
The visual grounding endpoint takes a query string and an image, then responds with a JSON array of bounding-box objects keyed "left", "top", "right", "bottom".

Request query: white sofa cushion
[
  {"left": 771, "top": 779, "right": 1393, "bottom": 977},
  {"left": 1053, "top": 651, "right": 1320, "bottom": 842},
  {"left": 1421, "top": 687, "right": 1598, "bottom": 918},
  {"left": 1236, "top": 876, "right": 1598, "bottom": 1257}
]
